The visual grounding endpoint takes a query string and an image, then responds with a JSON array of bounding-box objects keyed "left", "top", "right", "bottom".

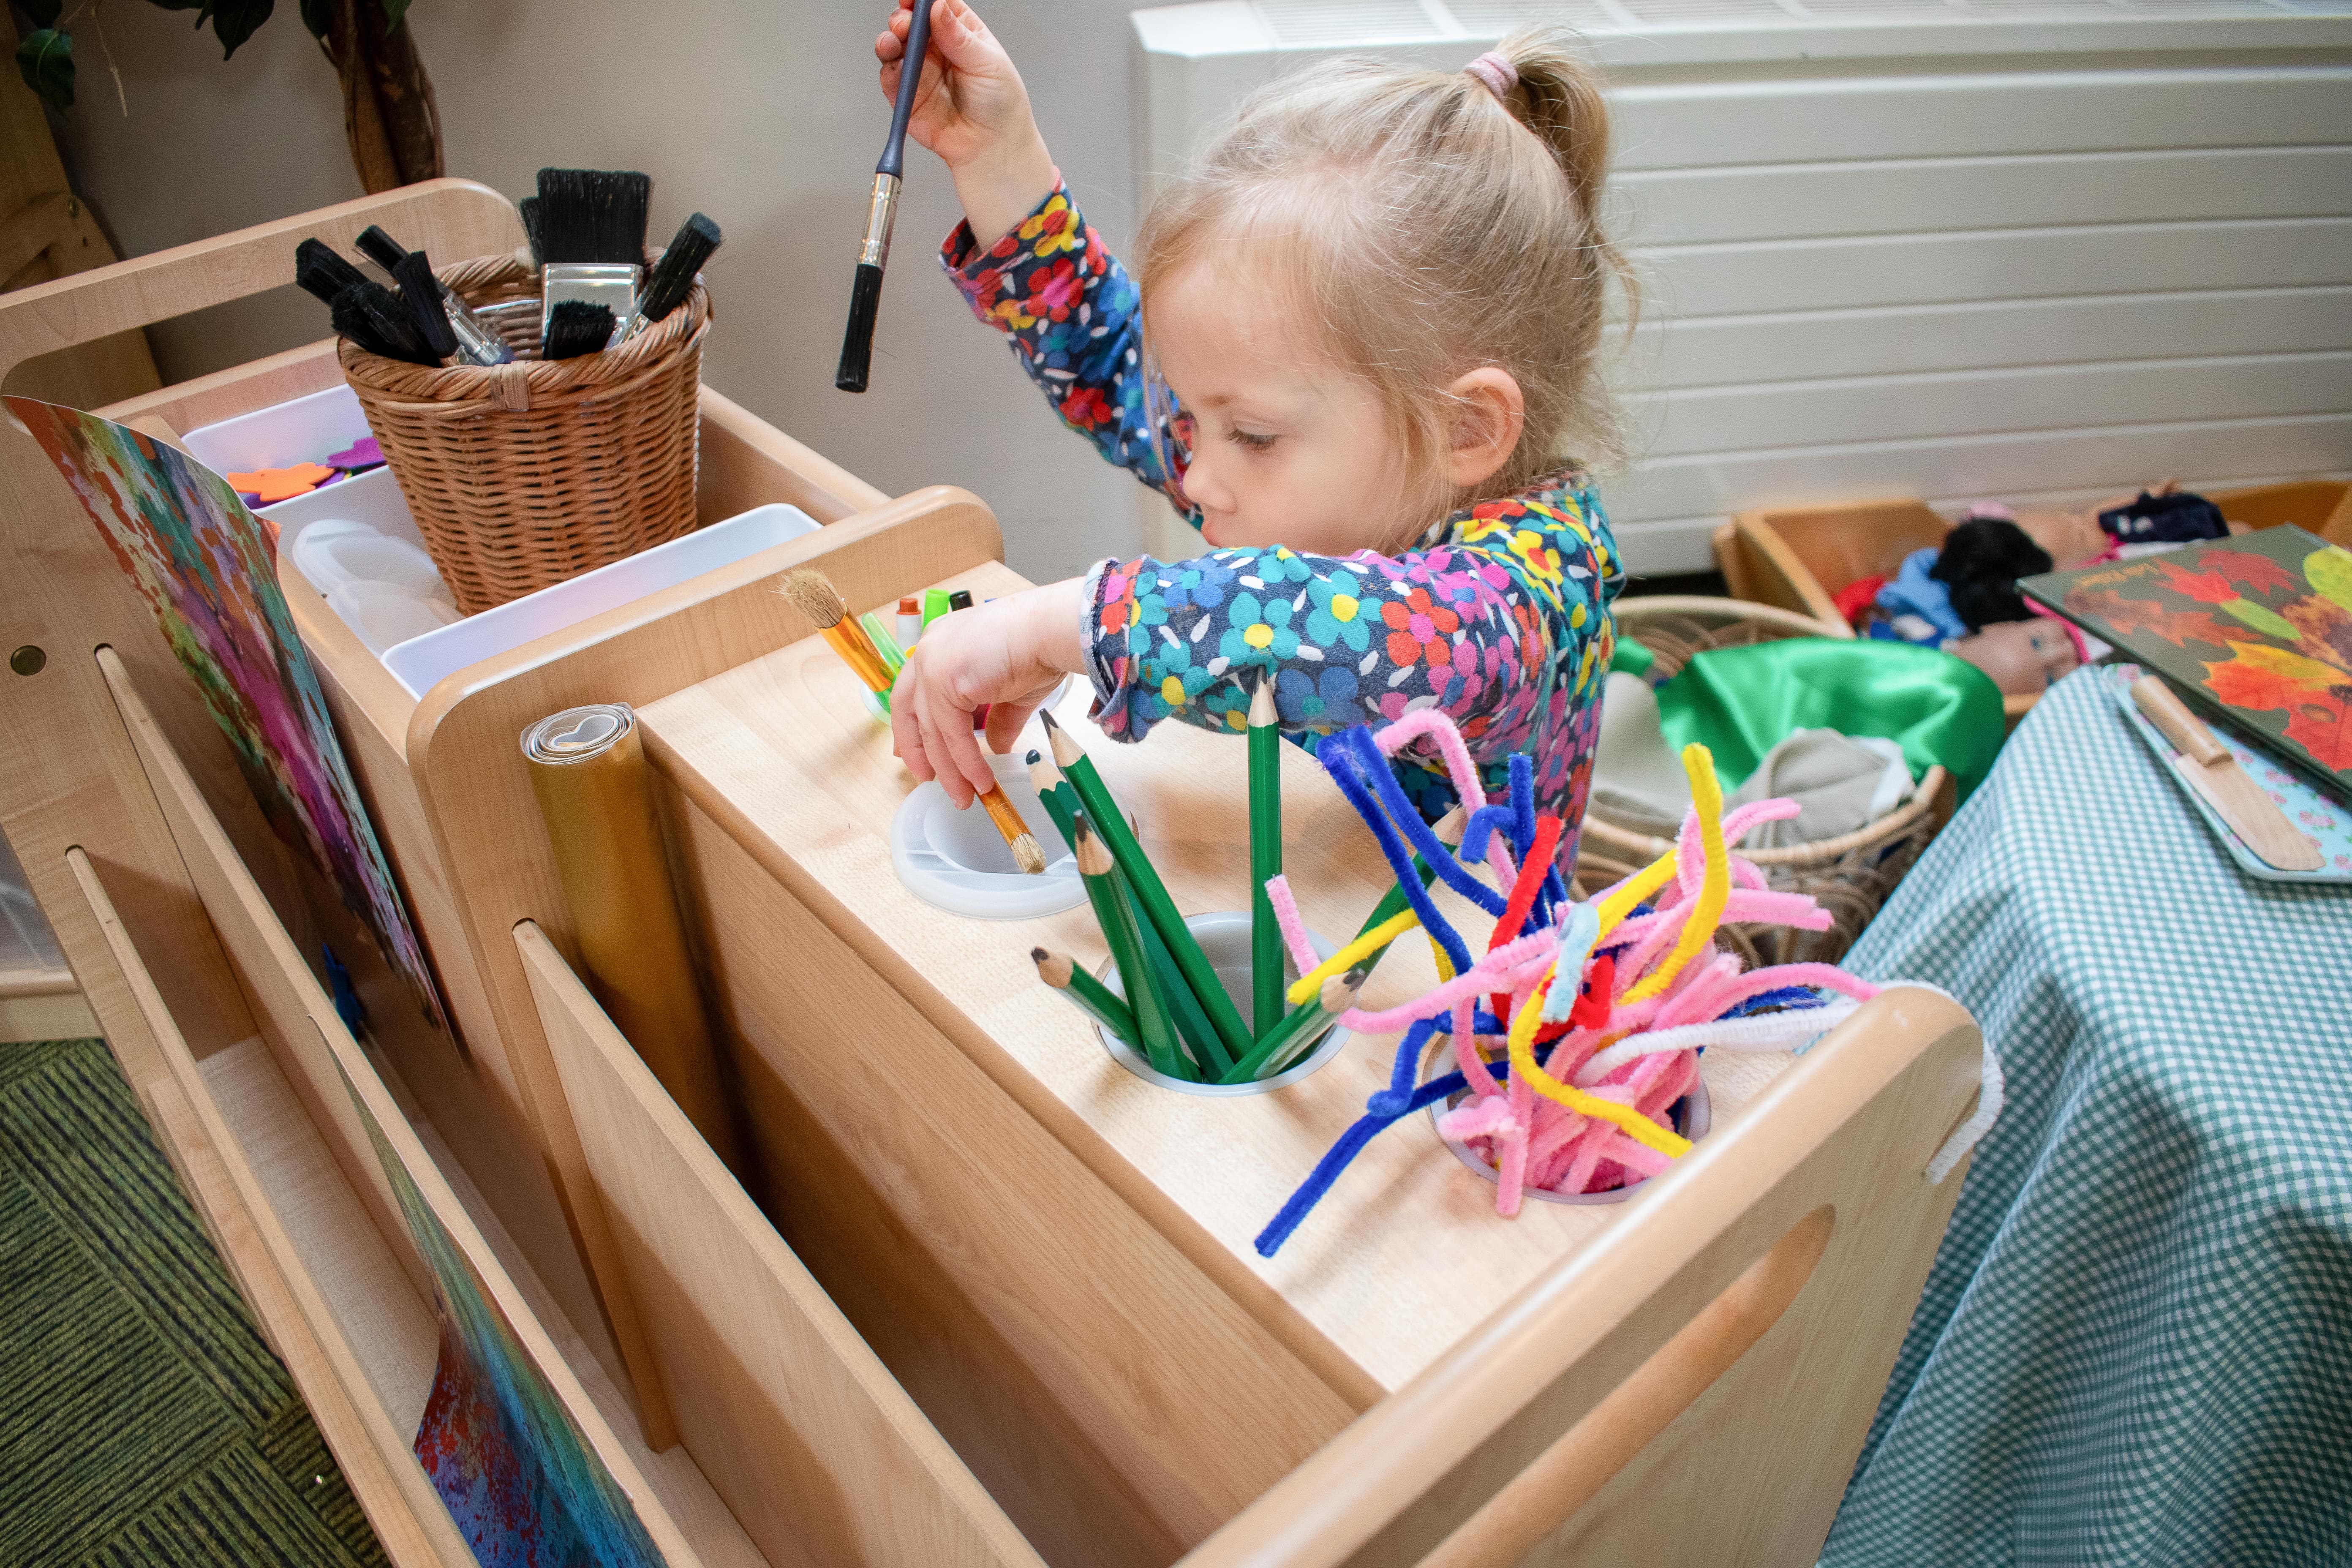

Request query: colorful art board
[
  {"left": 8, "top": 395, "right": 447, "bottom": 1032},
  {"left": 2023, "top": 525, "right": 2352, "bottom": 801},
  {"left": 312, "top": 1018, "right": 685, "bottom": 1568}
]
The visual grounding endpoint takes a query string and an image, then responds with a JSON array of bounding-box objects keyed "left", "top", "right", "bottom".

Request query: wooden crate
[{"left": 1712, "top": 481, "right": 2352, "bottom": 724}]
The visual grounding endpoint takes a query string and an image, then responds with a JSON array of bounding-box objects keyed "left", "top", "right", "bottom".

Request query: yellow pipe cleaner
[
  {"left": 1622, "top": 745, "right": 1729, "bottom": 1006},
  {"left": 1506, "top": 972, "right": 1693, "bottom": 1158},
  {"left": 1288, "top": 908, "right": 1420, "bottom": 1005}
]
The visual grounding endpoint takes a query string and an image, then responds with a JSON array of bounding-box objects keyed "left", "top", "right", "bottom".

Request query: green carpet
[{"left": 0, "top": 1038, "right": 390, "bottom": 1567}]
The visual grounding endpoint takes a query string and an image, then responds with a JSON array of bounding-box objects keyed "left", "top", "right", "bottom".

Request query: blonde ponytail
[{"left": 1138, "top": 25, "right": 1630, "bottom": 526}]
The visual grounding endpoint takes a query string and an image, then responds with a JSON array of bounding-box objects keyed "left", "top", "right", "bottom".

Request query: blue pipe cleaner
[
  {"left": 1254, "top": 1060, "right": 1508, "bottom": 1257},
  {"left": 1723, "top": 985, "right": 1826, "bottom": 1018},
  {"left": 1332, "top": 727, "right": 1506, "bottom": 919},
  {"left": 1460, "top": 804, "right": 1516, "bottom": 864},
  {"left": 1510, "top": 752, "right": 1536, "bottom": 859},
  {"left": 1319, "top": 732, "right": 1477, "bottom": 975}
]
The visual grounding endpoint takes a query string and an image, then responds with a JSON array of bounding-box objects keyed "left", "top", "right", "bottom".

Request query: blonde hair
[{"left": 1138, "top": 28, "right": 1629, "bottom": 535}]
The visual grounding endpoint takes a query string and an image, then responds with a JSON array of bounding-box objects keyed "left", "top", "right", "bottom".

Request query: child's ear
[{"left": 1444, "top": 368, "right": 1526, "bottom": 490}]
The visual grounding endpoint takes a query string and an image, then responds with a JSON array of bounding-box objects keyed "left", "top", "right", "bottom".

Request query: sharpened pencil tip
[
  {"left": 1012, "top": 834, "right": 1046, "bottom": 875},
  {"left": 1250, "top": 667, "right": 1278, "bottom": 726}
]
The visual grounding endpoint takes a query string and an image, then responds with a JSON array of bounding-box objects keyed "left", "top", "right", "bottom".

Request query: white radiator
[{"left": 1133, "top": 0, "right": 2352, "bottom": 571}]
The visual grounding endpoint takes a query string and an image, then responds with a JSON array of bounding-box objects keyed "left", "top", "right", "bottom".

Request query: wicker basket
[
  {"left": 1576, "top": 596, "right": 1951, "bottom": 967},
  {"left": 338, "top": 253, "right": 709, "bottom": 615}
]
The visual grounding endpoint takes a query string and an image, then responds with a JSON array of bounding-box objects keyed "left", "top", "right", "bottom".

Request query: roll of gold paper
[{"left": 522, "top": 704, "right": 745, "bottom": 1176}]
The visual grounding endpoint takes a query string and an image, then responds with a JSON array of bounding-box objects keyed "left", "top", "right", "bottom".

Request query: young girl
[{"left": 879, "top": 0, "right": 1626, "bottom": 864}]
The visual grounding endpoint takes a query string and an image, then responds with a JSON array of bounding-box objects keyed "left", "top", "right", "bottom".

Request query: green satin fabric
[{"left": 1653, "top": 637, "right": 2008, "bottom": 800}]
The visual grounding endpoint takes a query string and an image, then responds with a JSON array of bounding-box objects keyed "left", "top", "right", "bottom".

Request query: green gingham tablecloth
[{"left": 1820, "top": 665, "right": 2352, "bottom": 1566}]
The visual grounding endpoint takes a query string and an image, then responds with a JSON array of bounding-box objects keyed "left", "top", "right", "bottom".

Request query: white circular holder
[
  {"left": 1095, "top": 912, "right": 1349, "bottom": 1096},
  {"left": 891, "top": 746, "right": 1110, "bottom": 920},
  {"left": 1430, "top": 1062, "right": 1711, "bottom": 1206}
]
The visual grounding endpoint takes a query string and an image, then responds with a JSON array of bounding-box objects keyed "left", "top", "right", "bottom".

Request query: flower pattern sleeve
[
  {"left": 1082, "top": 474, "right": 1620, "bottom": 831},
  {"left": 942, "top": 183, "right": 1189, "bottom": 504}
]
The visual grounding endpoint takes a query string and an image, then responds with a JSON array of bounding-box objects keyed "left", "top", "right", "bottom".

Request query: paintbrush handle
[
  {"left": 879, "top": 0, "right": 936, "bottom": 178},
  {"left": 977, "top": 784, "right": 1033, "bottom": 849}
]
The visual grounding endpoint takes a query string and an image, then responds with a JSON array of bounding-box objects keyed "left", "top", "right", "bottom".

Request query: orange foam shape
[{"left": 225, "top": 462, "right": 336, "bottom": 504}]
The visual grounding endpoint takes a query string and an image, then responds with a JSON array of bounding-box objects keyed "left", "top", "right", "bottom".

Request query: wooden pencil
[
  {"left": 1074, "top": 817, "right": 1186, "bottom": 1078},
  {"left": 1218, "top": 969, "right": 1364, "bottom": 1085},
  {"left": 1248, "top": 671, "right": 1283, "bottom": 1034},
  {"left": 1132, "top": 887, "right": 1233, "bottom": 1078},
  {"left": 1025, "top": 749, "right": 1079, "bottom": 858},
  {"left": 1040, "top": 711, "right": 1255, "bottom": 1064},
  {"left": 1032, "top": 947, "right": 1138, "bottom": 1045}
]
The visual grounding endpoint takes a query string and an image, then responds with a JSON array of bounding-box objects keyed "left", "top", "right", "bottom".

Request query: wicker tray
[
  {"left": 338, "top": 253, "right": 708, "bottom": 615},
  {"left": 1576, "top": 596, "right": 1951, "bottom": 966}
]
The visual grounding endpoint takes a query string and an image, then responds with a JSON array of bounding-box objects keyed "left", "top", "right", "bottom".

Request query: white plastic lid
[
  {"left": 890, "top": 744, "right": 1120, "bottom": 920},
  {"left": 327, "top": 581, "right": 460, "bottom": 656},
  {"left": 293, "top": 519, "right": 447, "bottom": 600}
]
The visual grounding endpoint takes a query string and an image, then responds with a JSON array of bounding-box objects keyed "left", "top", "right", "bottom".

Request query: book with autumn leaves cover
[{"left": 2020, "top": 525, "right": 2352, "bottom": 799}]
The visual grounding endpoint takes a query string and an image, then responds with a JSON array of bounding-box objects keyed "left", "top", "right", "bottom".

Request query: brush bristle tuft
[
  {"left": 835, "top": 263, "right": 883, "bottom": 393},
  {"left": 354, "top": 225, "right": 407, "bottom": 273},
  {"left": 776, "top": 568, "right": 849, "bottom": 629},
  {"left": 1011, "top": 834, "right": 1047, "bottom": 876},
  {"left": 294, "top": 240, "right": 367, "bottom": 306},
  {"left": 639, "top": 213, "right": 721, "bottom": 327},
  {"left": 391, "top": 251, "right": 457, "bottom": 359}
]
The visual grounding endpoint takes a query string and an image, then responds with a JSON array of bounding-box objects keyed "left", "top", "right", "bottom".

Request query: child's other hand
[
  {"left": 891, "top": 580, "right": 1086, "bottom": 808},
  {"left": 875, "top": 0, "right": 1056, "bottom": 245}
]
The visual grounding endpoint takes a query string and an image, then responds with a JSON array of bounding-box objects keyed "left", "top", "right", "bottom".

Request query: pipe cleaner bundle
[{"left": 1253, "top": 710, "right": 1880, "bottom": 1257}]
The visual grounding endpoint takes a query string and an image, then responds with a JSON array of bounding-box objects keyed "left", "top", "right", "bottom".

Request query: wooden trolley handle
[
  {"left": 1420, "top": 1207, "right": 1832, "bottom": 1568},
  {"left": 0, "top": 178, "right": 521, "bottom": 382}
]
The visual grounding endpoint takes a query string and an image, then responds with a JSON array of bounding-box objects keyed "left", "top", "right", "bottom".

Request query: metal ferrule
[{"left": 857, "top": 173, "right": 902, "bottom": 270}]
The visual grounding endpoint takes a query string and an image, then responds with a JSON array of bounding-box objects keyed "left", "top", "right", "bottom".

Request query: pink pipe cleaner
[
  {"left": 1261, "top": 874, "right": 1323, "bottom": 978},
  {"left": 1371, "top": 709, "right": 1488, "bottom": 810}
]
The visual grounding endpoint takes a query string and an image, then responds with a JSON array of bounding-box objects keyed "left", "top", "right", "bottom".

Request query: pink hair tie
[{"left": 1465, "top": 51, "right": 1517, "bottom": 101}]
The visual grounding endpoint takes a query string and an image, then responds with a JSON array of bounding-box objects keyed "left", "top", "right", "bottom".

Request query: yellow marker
[{"left": 1288, "top": 907, "right": 1419, "bottom": 1004}]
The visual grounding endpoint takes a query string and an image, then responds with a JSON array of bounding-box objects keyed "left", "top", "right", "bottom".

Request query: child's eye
[{"left": 1228, "top": 429, "right": 1278, "bottom": 452}]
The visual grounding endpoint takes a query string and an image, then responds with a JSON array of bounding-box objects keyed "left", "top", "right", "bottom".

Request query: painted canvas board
[
  {"left": 2023, "top": 525, "right": 2352, "bottom": 800},
  {"left": 8, "top": 396, "right": 446, "bottom": 1029},
  {"left": 316, "top": 1021, "right": 677, "bottom": 1568}
]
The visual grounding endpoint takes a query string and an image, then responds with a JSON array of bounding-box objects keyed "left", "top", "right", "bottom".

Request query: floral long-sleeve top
[{"left": 942, "top": 184, "right": 1620, "bottom": 847}]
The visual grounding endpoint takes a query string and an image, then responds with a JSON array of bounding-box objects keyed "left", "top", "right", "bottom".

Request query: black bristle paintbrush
[
  {"left": 629, "top": 212, "right": 721, "bottom": 337},
  {"left": 294, "top": 239, "right": 367, "bottom": 306},
  {"left": 836, "top": 0, "right": 934, "bottom": 393},
  {"left": 391, "top": 250, "right": 460, "bottom": 363},
  {"left": 330, "top": 282, "right": 435, "bottom": 364},
  {"left": 535, "top": 169, "right": 651, "bottom": 264},
  {"left": 544, "top": 300, "right": 615, "bottom": 360},
  {"left": 358, "top": 224, "right": 512, "bottom": 365},
  {"left": 353, "top": 225, "right": 408, "bottom": 276},
  {"left": 535, "top": 169, "right": 650, "bottom": 348},
  {"left": 518, "top": 196, "right": 544, "bottom": 265}
]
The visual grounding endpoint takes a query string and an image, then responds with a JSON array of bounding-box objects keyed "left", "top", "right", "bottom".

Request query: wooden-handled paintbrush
[
  {"left": 778, "top": 567, "right": 1044, "bottom": 874},
  {"left": 836, "top": 0, "right": 934, "bottom": 392}
]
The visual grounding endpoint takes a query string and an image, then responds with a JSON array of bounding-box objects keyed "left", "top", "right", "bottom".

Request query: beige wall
[{"left": 45, "top": 0, "right": 1152, "bottom": 582}]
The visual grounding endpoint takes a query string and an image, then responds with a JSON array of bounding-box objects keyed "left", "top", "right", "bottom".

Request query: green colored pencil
[
  {"left": 1075, "top": 817, "right": 1186, "bottom": 1078},
  {"left": 1132, "top": 887, "right": 1233, "bottom": 1078},
  {"left": 1218, "top": 969, "right": 1365, "bottom": 1085},
  {"left": 1026, "top": 749, "right": 1081, "bottom": 858},
  {"left": 1248, "top": 672, "right": 1283, "bottom": 1034},
  {"left": 1032, "top": 947, "right": 1137, "bottom": 1044},
  {"left": 1042, "top": 712, "right": 1255, "bottom": 1064}
]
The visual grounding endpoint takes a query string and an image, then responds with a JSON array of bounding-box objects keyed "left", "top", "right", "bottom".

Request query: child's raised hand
[
  {"left": 875, "top": 0, "right": 1056, "bottom": 247},
  {"left": 890, "top": 580, "right": 1087, "bottom": 808}
]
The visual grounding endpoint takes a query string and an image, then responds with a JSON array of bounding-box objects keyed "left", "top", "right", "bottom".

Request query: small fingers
[{"left": 984, "top": 700, "right": 1038, "bottom": 755}]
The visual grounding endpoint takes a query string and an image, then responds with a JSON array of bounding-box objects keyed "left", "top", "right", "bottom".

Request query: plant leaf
[
  {"left": 20, "top": 0, "right": 64, "bottom": 29},
  {"left": 299, "top": 0, "right": 333, "bottom": 38},
  {"left": 383, "top": 0, "right": 412, "bottom": 33},
  {"left": 14, "top": 27, "right": 73, "bottom": 112},
  {"left": 205, "top": 0, "right": 275, "bottom": 58}
]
